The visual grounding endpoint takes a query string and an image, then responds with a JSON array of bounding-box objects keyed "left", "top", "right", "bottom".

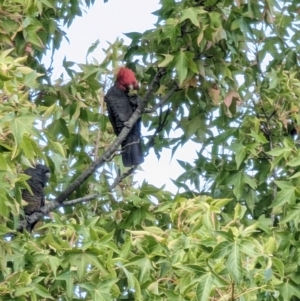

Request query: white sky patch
[
  {"left": 43, "top": 0, "right": 199, "bottom": 193},
  {"left": 44, "top": 0, "right": 160, "bottom": 76}
]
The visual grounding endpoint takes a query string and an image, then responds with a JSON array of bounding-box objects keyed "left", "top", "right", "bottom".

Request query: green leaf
[
  {"left": 209, "top": 11, "right": 221, "bottom": 28},
  {"left": 161, "top": 18, "right": 180, "bottom": 47},
  {"left": 24, "top": 71, "right": 39, "bottom": 88},
  {"left": 80, "top": 279, "right": 118, "bottom": 301},
  {"left": 0, "top": 48, "right": 14, "bottom": 60},
  {"left": 15, "top": 286, "right": 34, "bottom": 297},
  {"left": 16, "top": 66, "right": 34, "bottom": 74},
  {"left": 49, "top": 140, "right": 66, "bottom": 157},
  {"left": 287, "top": 157, "right": 300, "bottom": 167},
  {"left": 147, "top": 281, "right": 159, "bottom": 295},
  {"left": 41, "top": 103, "right": 57, "bottom": 119},
  {"left": 47, "top": 118, "right": 69, "bottom": 138},
  {"left": 56, "top": 271, "right": 75, "bottom": 299},
  {"left": 175, "top": 51, "right": 198, "bottom": 85},
  {"left": 0, "top": 224, "right": 13, "bottom": 235},
  {"left": 196, "top": 273, "right": 213, "bottom": 301},
  {"left": 25, "top": 27, "right": 45, "bottom": 49},
  {"left": 289, "top": 171, "right": 300, "bottom": 179},
  {"left": 117, "top": 263, "right": 141, "bottom": 300},
  {"left": 280, "top": 204, "right": 300, "bottom": 224},
  {"left": 212, "top": 198, "right": 232, "bottom": 209},
  {"left": 271, "top": 182, "right": 295, "bottom": 207},
  {"left": 10, "top": 115, "right": 37, "bottom": 158},
  {"left": 0, "top": 70, "right": 12, "bottom": 81},
  {"left": 226, "top": 172, "right": 242, "bottom": 199},
  {"left": 264, "top": 237, "right": 276, "bottom": 255},
  {"left": 48, "top": 256, "right": 60, "bottom": 277},
  {"left": 98, "top": 230, "right": 115, "bottom": 244},
  {"left": 33, "top": 284, "right": 54, "bottom": 299},
  {"left": 210, "top": 241, "right": 231, "bottom": 259},
  {"left": 280, "top": 281, "right": 300, "bottom": 300},
  {"left": 40, "top": 0, "right": 56, "bottom": 9},
  {"left": 230, "top": 143, "right": 247, "bottom": 169},
  {"left": 231, "top": 19, "right": 241, "bottom": 30},
  {"left": 79, "top": 119, "right": 89, "bottom": 141},
  {"left": 244, "top": 189, "right": 257, "bottom": 212},
  {"left": 226, "top": 242, "right": 242, "bottom": 284},
  {"left": 21, "top": 135, "right": 42, "bottom": 160},
  {"left": 266, "top": 146, "right": 292, "bottom": 157},
  {"left": 272, "top": 257, "right": 284, "bottom": 279},
  {"left": 234, "top": 203, "right": 247, "bottom": 220},
  {"left": 249, "top": 129, "right": 268, "bottom": 144},
  {"left": 274, "top": 181, "right": 294, "bottom": 190},
  {"left": 158, "top": 54, "right": 174, "bottom": 67},
  {"left": 180, "top": 7, "right": 205, "bottom": 27},
  {"left": 86, "top": 39, "right": 100, "bottom": 60},
  {"left": 0, "top": 153, "right": 8, "bottom": 170}
]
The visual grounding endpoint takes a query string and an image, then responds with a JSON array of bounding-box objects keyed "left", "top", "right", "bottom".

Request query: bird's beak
[
  {"left": 128, "top": 84, "right": 133, "bottom": 90},
  {"left": 45, "top": 172, "right": 51, "bottom": 178}
]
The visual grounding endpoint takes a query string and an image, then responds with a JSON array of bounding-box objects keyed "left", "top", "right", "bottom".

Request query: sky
[
  {"left": 43, "top": 0, "right": 198, "bottom": 192},
  {"left": 46, "top": 0, "right": 161, "bottom": 77}
]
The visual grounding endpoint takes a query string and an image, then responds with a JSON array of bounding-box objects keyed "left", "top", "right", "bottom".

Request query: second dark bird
[
  {"left": 22, "top": 164, "right": 50, "bottom": 232},
  {"left": 104, "top": 67, "right": 144, "bottom": 167}
]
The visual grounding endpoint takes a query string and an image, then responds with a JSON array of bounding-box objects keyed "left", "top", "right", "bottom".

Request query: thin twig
[
  {"left": 110, "top": 166, "right": 137, "bottom": 190},
  {"left": 62, "top": 194, "right": 99, "bottom": 206},
  {"left": 144, "top": 85, "right": 178, "bottom": 113}
]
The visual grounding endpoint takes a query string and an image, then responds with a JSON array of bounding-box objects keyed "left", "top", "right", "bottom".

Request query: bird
[
  {"left": 104, "top": 67, "right": 144, "bottom": 167},
  {"left": 22, "top": 164, "right": 50, "bottom": 232}
]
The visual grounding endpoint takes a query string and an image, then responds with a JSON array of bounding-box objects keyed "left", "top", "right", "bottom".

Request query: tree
[{"left": 0, "top": 0, "right": 300, "bottom": 300}]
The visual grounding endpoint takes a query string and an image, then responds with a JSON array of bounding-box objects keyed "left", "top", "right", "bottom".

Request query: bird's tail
[{"left": 121, "top": 134, "right": 144, "bottom": 167}]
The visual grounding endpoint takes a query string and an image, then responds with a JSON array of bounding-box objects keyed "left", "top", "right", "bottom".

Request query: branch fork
[{"left": 18, "top": 68, "right": 176, "bottom": 232}]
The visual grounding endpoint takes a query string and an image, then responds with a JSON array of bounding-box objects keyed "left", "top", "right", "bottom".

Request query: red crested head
[{"left": 116, "top": 67, "right": 139, "bottom": 91}]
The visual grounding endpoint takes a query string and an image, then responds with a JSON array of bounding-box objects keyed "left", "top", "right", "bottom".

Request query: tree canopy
[{"left": 1, "top": 0, "right": 300, "bottom": 300}]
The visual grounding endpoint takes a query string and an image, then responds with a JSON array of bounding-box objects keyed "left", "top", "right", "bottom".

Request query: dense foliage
[{"left": 1, "top": 0, "right": 300, "bottom": 300}]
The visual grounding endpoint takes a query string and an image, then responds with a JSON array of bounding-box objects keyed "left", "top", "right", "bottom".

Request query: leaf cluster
[{"left": 1, "top": 0, "right": 300, "bottom": 300}]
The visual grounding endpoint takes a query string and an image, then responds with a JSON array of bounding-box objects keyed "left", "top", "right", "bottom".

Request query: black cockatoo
[
  {"left": 104, "top": 67, "right": 144, "bottom": 167},
  {"left": 22, "top": 164, "right": 50, "bottom": 232}
]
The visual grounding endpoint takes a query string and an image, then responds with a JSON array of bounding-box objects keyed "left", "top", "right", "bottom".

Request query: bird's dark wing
[
  {"left": 121, "top": 118, "right": 144, "bottom": 167},
  {"left": 22, "top": 182, "right": 44, "bottom": 232},
  {"left": 104, "top": 84, "right": 134, "bottom": 135},
  {"left": 104, "top": 84, "right": 144, "bottom": 167},
  {"left": 22, "top": 187, "right": 44, "bottom": 216},
  {"left": 22, "top": 165, "right": 50, "bottom": 231}
]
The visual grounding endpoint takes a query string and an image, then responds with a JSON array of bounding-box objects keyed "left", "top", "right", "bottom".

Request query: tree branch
[
  {"left": 17, "top": 68, "right": 168, "bottom": 232},
  {"left": 110, "top": 166, "right": 137, "bottom": 190},
  {"left": 62, "top": 194, "right": 100, "bottom": 206},
  {"left": 144, "top": 85, "right": 178, "bottom": 113},
  {"left": 17, "top": 193, "right": 100, "bottom": 231},
  {"left": 54, "top": 67, "right": 166, "bottom": 204}
]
